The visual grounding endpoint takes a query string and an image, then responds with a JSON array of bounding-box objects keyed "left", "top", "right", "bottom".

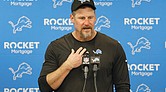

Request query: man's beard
[
  {"left": 80, "top": 26, "right": 92, "bottom": 40},
  {"left": 81, "top": 31, "right": 92, "bottom": 39}
]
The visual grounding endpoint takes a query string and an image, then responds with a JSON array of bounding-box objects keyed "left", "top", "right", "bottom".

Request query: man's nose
[{"left": 84, "top": 18, "right": 90, "bottom": 25}]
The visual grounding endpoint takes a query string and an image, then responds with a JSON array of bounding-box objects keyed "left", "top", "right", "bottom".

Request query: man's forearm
[
  {"left": 46, "top": 61, "right": 72, "bottom": 90},
  {"left": 46, "top": 47, "right": 86, "bottom": 90}
]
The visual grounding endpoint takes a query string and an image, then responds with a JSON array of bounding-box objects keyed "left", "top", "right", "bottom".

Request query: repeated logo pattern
[
  {"left": 128, "top": 37, "right": 151, "bottom": 55},
  {"left": 136, "top": 84, "right": 151, "bottom": 92},
  {"left": 0, "top": 0, "right": 165, "bottom": 92},
  {"left": 131, "top": 0, "right": 151, "bottom": 8},
  {"left": 8, "top": 16, "right": 32, "bottom": 34},
  {"left": 95, "top": 16, "right": 110, "bottom": 31},
  {"left": 52, "top": 0, "right": 72, "bottom": 8},
  {"left": 9, "top": 62, "right": 32, "bottom": 80}
]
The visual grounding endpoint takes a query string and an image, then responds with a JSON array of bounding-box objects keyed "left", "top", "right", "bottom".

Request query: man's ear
[{"left": 70, "top": 14, "right": 74, "bottom": 23}]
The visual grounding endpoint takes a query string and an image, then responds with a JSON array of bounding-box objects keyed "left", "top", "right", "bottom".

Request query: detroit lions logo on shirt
[{"left": 93, "top": 49, "right": 102, "bottom": 55}]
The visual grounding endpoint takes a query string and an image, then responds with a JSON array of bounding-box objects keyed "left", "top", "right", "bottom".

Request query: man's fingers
[
  {"left": 75, "top": 47, "right": 83, "bottom": 54},
  {"left": 72, "top": 47, "right": 86, "bottom": 55},
  {"left": 70, "top": 49, "right": 75, "bottom": 55},
  {"left": 71, "top": 49, "right": 75, "bottom": 53},
  {"left": 79, "top": 48, "right": 86, "bottom": 55}
]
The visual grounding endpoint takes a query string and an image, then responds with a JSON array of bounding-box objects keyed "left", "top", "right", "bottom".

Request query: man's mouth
[
  {"left": 82, "top": 27, "right": 91, "bottom": 31},
  {"left": 83, "top": 26, "right": 91, "bottom": 29}
]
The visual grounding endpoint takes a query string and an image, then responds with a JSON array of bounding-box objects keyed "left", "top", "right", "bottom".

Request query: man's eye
[
  {"left": 79, "top": 17, "right": 85, "bottom": 20},
  {"left": 88, "top": 16, "right": 94, "bottom": 19}
]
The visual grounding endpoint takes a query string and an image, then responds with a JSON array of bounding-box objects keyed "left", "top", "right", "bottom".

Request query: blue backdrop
[{"left": 0, "top": 0, "right": 166, "bottom": 92}]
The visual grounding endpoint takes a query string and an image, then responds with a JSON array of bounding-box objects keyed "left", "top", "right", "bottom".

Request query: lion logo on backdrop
[
  {"left": 131, "top": 0, "right": 151, "bottom": 8},
  {"left": 8, "top": 16, "right": 32, "bottom": 34},
  {"left": 9, "top": 62, "right": 32, "bottom": 80},
  {"left": 52, "top": 0, "right": 72, "bottom": 8},
  {"left": 136, "top": 84, "right": 151, "bottom": 92},
  {"left": 127, "top": 37, "right": 151, "bottom": 55},
  {"left": 95, "top": 16, "right": 110, "bottom": 31}
]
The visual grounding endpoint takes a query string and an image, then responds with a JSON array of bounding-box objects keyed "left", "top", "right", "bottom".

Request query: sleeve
[
  {"left": 38, "top": 42, "right": 59, "bottom": 92},
  {"left": 112, "top": 42, "right": 130, "bottom": 92},
  {"left": 38, "top": 75, "right": 54, "bottom": 92}
]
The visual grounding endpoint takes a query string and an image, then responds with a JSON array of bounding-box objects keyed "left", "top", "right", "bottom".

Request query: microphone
[
  {"left": 81, "top": 51, "right": 90, "bottom": 92},
  {"left": 91, "top": 55, "right": 100, "bottom": 71},
  {"left": 82, "top": 51, "right": 90, "bottom": 79},
  {"left": 91, "top": 55, "right": 100, "bottom": 92}
]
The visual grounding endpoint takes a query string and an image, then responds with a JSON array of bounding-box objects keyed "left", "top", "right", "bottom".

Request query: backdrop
[{"left": 0, "top": 0, "right": 166, "bottom": 92}]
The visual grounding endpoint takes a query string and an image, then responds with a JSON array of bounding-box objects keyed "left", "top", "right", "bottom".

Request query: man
[{"left": 38, "top": 0, "right": 130, "bottom": 92}]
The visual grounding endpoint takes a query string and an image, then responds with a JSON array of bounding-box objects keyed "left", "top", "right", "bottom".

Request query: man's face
[{"left": 70, "top": 7, "right": 96, "bottom": 40}]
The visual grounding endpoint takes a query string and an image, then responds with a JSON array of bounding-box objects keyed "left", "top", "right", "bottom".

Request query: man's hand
[{"left": 64, "top": 47, "right": 87, "bottom": 70}]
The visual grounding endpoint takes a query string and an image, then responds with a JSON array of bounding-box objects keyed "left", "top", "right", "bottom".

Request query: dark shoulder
[
  {"left": 97, "top": 32, "right": 118, "bottom": 45},
  {"left": 49, "top": 33, "right": 73, "bottom": 51},
  {"left": 50, "top": 33, "right": 72, "bottom": 45}
]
